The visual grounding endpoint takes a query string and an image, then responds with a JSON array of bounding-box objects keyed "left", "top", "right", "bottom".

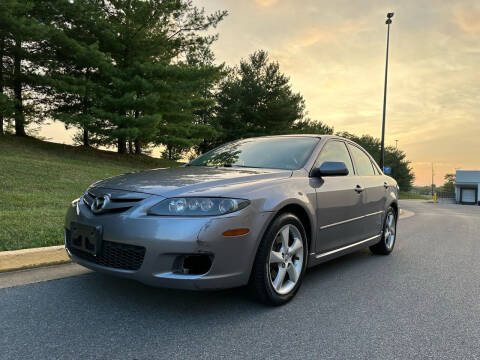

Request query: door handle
[
  {"left": 384, "top": 182, "right": 389, "bottom": 189},
  {"left": 355, "top": 185, "right": 364, "bottom": 193}
]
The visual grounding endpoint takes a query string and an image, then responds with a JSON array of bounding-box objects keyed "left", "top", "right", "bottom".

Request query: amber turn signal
[{"left": 222, "top": 228, "right": 250, "bottom": 236}]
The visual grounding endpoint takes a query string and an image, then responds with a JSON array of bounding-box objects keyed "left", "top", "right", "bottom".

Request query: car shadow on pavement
[{"left": 60, "top": 247, "right": 378, "bottom": 314}]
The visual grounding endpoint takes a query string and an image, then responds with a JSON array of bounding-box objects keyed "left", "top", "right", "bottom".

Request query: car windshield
[{"left": 189, "top": 137, "right": 319, "bottom": 170}]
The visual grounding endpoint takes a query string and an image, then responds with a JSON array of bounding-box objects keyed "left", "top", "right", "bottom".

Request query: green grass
[
  {"left": 0, "top": 135, "right": 179, "bottom": 251},
  {"left": 398, "top": 191, "right": 430, "bottom": 200}
]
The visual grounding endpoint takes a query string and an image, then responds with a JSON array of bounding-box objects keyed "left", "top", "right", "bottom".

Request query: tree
[
  {"left": 337, "top": 132, "right": 415, "bottom": 191},
  {"left": 290, "top": 119, "right": 334, "bottom": 135},
  {"left": 43, "top": 0, "right": 113, "bottom": 147},
  {"left": 0, "top": 21, "right": 10, "bottom": 134},
  {"left": 0, "top": 0, "right": 55, "bottom": 136},
  {"left": 441, "top": 173, "right": 455, "bottom": 192},
  {"left": 215, "top": 50, "right": 306, "bottom": 145},
  {"left": 91, "top": 0, "right": 227, "bottom": 154},
  {"left": 188, "top": 47, "right": 225, "bottom": 155}
]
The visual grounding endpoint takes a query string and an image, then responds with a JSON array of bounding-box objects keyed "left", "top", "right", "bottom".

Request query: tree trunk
[
  {"left": 13, "top": 40, "right": 26, "bottom": 137},
  {"left": 83, "top": 127, "right": 89, "bottom": 147},
  {"left": 128, "top": 139, "right": 133, "bottom": 154},
  {"left": 134, "top": 139, "right": 141, "bottom": 155},
  {"left": 81, "top": 69, "right": 90, "bottom": 146},
  {"left": 118, "top": 137, "right": 126, "bottom": 153},
  {"left": 133, "top": 110, "right": 141, "bottom": 154},
  {"left": 0, "top": 36, "right": 4, "bottom": 135}
]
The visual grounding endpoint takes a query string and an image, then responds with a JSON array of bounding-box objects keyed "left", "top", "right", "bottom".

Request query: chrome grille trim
[{"left": 83, "top": 188, "right": 149, "bottom": 214}]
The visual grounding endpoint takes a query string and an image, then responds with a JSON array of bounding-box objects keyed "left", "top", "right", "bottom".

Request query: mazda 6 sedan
[{"left": 65, "top": 135, "right": 399, "bottom": 305}]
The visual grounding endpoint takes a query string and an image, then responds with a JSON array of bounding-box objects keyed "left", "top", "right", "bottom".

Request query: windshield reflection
[{"left": 189, "top": 137, "right": 319, "bottom": 170}]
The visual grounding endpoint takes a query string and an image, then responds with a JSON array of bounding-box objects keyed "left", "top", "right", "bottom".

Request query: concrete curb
[
  {"left": 0, "top": 245, "right": 71, "bottom": 273},
  {"left": 399, "top": 208, "right": 415, "bottom": 219}
]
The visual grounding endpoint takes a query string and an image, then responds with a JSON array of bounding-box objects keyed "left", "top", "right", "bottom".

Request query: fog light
[{"left": 181, "top": 255, "right": 212, "bottom": 275}]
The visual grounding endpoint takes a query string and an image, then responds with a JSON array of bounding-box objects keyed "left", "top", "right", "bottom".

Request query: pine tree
[
  {"left": 0, "top": 1, "right": 53, "bottom": 136},
  {"left": 92, "top": 0, "right": 227, "bottom": 154},
  {"left": 0, "top": 30, "right": 13, "bottom": 134},
  {"left": 215, "top": 50, "right": 306, "bottom": 144},
  {"left": 290, "top": 119, "right": 334, "bottom": 135},
  {"left": 188, "top": 47, "right": 225, "bottom": 155},
  {"left": 43, "top": 0, "right": 113, "bottom": 147}
]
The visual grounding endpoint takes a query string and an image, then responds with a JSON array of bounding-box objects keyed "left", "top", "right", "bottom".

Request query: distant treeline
[{"left": 0, "top": 0, "right": 413, "bottom": 189}]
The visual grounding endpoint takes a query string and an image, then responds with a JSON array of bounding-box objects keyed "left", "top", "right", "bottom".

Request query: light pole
[{"left": 380, "top": 12, "right": 394, "bottom": 171}]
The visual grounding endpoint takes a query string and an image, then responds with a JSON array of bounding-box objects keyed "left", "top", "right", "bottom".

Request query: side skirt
[{"left": 307, "top": 234, "right": 381, "bottom": 268}]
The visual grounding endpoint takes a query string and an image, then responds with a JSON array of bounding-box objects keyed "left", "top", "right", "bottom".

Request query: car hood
[{"left": 90, "top": 166, "right": 293, "bottom": 197}]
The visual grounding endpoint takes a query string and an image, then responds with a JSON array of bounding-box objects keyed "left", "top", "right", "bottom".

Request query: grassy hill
[{"left": 0, "top": 135, "right": 179, "bottom": 251}]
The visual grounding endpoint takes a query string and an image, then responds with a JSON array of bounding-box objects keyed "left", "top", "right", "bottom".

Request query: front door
[{"left": 314, "top": 140, "right": 365, "bottom": 253}]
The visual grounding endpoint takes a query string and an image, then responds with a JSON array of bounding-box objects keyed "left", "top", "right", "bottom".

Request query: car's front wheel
[
  {"left": 249, "top": 213, "right": 308, "bottom": 306},
  {"left": 370, "top": 206, "right": 397, "bottom": 255}
]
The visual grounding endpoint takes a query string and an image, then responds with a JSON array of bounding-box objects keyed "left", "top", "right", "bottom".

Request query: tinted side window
[
  {"left": 371, "top": 160, "right": 382, "bottom": 175},
  {"left": 348, "top": 144, "right": 375, "bottom": 176},
  {"left": 314, "top": 141, "right": 354, "bottom": 175}
]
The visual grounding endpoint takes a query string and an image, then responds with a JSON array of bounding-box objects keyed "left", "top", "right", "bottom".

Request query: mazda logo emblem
[{"left": 91, "top": 194, "right": 110, "bottom": 214}]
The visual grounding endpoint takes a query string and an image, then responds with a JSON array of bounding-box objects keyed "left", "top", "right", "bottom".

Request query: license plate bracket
[{"left": 70, "top": 222, "right": 103, "bottom": 256}]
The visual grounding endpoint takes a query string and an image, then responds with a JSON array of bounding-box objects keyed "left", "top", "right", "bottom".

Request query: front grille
[
  {"left": 83, "top": 189, "right": 147, "bottom": 215},
  {"left": 66, "top": 230, "right": 145, "bottom": 271}
]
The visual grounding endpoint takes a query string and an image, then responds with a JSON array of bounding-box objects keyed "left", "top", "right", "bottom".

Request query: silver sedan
[{"left": 65, "top": 135, "right": 399, "bottom": 305}]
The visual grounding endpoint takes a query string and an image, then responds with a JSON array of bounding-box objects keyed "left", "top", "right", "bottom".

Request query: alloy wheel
[
  {"left": 268, "top": 224, "right": 304, "bottom": 295},
  {"left": 384, "top": 212, "right": 396, "bottom": 250}
]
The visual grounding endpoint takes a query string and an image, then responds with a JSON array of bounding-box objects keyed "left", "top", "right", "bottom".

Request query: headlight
[{"left": 148, "top": 197, "right": 250, "bottom": 216}]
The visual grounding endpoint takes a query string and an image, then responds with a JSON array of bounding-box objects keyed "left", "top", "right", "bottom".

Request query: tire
[
  {"left": 370, "top": 206, "right": 397, "bottom": 255},
  {"left": 249, "top": 213, "right": 308, "bottom": 306}
]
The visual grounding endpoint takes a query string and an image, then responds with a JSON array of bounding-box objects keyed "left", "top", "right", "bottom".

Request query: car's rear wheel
[
  {"left": 370, "top": 207, "right": 397, "bottom": 255},
  {"left": 249, "top": 213, "right": 308, "bottom": 306}
]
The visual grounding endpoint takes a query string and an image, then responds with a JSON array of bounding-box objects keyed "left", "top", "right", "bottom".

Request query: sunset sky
[{"left": 40, "top": 0, "right": 480, "bottom": 186}]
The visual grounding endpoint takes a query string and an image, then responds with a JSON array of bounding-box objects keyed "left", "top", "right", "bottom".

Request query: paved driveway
[{"left": 1, "top": 200, "right": 479, "bottom": 359}]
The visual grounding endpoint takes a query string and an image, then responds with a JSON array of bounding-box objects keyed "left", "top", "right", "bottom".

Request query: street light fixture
[{"left": 380, "top": 12, "right": 394, "bottom": 171}]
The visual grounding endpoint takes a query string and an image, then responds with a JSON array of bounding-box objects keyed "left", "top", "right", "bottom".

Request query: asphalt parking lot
[{"left": 1, "top": 200, "right": 480, "bottom": 359}]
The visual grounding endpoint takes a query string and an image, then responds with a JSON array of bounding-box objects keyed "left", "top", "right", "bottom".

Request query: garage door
[{"left": 461, "top": 189, "right": 476, "bottom": 204}]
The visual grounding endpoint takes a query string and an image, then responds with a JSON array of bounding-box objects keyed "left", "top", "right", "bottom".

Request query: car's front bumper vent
[{"left": 66, "top": 230, "right": 146, "bottom": 271}]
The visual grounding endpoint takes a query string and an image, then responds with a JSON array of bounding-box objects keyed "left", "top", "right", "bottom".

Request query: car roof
[{"left": 242, "top": 134, "right": 344, "bottom": 141}]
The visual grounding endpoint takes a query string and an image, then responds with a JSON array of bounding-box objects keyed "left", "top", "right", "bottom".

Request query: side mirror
[{"left": 312, "top": 161, "right": 349, "bottom": 177}]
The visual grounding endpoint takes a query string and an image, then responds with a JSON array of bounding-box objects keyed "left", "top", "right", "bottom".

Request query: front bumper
[{"left": 65, "top": 196, "right": 271, "bottom": 290}]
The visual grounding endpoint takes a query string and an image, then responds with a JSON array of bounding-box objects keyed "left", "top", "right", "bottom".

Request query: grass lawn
[
  {"left": 0, "top": 135, "right": 179, "bottom": 251},
  {"left": 399, "top": 191, "right": 430, "bottom": 200}
]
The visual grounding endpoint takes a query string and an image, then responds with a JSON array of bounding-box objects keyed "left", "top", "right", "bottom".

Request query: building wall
[
  {"left": 455, "top": 170, "right": 480, "bottom": 205},
  {"left": 456, "top": 170, "right": 480, "bottom": 183}
]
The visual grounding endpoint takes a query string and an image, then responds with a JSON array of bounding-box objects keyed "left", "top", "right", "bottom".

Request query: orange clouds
[
  {"left": 254, "top": 0, "right": 278, "bottom": 7},
  {"left": 289, "top": 20, "right": 368, "bottom": 48},
  {"left": 453, "top": 7, "right": 480, "bottom": 33}
]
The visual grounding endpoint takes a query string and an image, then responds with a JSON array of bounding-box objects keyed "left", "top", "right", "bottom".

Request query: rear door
[
  {"left": 314, "top": 140, "right": 365, "bottom": 253},
  {"left": 347, "top": 143, "right": 385, "bottom": 238}
]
